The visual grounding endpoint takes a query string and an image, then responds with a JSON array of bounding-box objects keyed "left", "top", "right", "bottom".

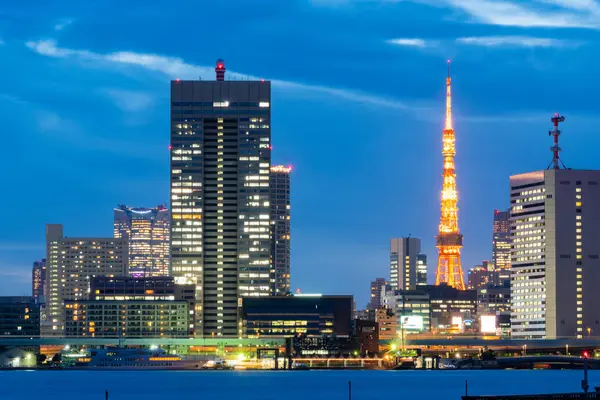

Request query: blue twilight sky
[{"left": 1, "top": 0, "right": 600, "bottom": 307}]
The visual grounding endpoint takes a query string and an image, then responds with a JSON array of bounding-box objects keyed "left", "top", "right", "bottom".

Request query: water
[{"left": 1, "top": 369, "right": 598, "bottom": 400}]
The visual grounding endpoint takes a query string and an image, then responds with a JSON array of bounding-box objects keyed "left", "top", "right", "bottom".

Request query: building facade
[
  {"left": 270, "top": 165, "right": 291, "bottom": 295},
  {"left": 478, "top": 282, "right": 510, "bottom": 316},
  {"left": 114, "top": 205, "right": 169, "bottom": 277},
  {"left": 492, "top": 209, "right": 511, "bottom": 284},
  {"left": 390, "top": 237, "right": 426, "bottom": 290},
  {"left": 380, "top": 286, "right": 431, "bottom": 334},
  {"left": 32, "top": 259, "right": 46, "bottom": 304},
  {"left": 64, "top": 300, "right": 192, "bottom": 338},
  {"left": 45, "top": 224, "right": 128, "bottom": 333},
  {"left": 367, "top": 278, "right": 387, "bottom": 310},
  {"left": 510, "top": 170, "right": 600, "bottom": 339},
  {"left": 467, "top": 262, "right": 490, "bottom": 290},
  {"left": 66, "top": 276, "right": 195, "bottom": 338},
  {"left": 416, "top": 254, "right": 428, "bottom": 287},
  {"left": 170, "top": 60, "right": 272, "bottom": 337},
  {"left": 375, "top": 307, "right": 398, "bottom": 341},
  {"left": 0, "top": 297, "right": 40, "bottom": 336},
  {"left": 424, "top": 285, "right": 477, "bottom": 333},
  {"left": 90, "top": 276, "right": 195, "bottom": 301},
  {"left": 241, "top": 295, "right": 353, "bottom": 337}
]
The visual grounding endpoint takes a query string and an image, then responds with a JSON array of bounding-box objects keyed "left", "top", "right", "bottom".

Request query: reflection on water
[{"left": 1, "top": 369, "right": 598, "bottom": 400}]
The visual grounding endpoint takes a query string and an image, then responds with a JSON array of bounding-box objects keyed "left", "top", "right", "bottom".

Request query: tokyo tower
[{"left": 434, "top": 61, "right": 466, "bottom": 290}]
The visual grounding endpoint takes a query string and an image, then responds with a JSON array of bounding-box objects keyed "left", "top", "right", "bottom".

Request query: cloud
[
  {"left": 315, "top": 0, "right": 600, "bottom": 29},
  {"left": 441, "top": 0, "right": 600, "bottom": 29},
  {"left": 456, "top": 36, "right": 582, "bottom": 48},
  {"left": 386, "top": 38, "right": 430, "bottom": 48},
  {"left": 54, "top": 19, "right": 73, "bottom": 31},
  {"left": 101, "top": 88, "right": 155, "bottom": 112},
  {"left": 25, "top": 39, "right": 425, "bottom": 111}
]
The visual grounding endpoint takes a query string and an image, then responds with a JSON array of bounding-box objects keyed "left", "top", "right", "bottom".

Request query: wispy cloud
[
  {"left": 315, "top": 0, "right": 600, "bottom": 29},
  {"left": 386, "top": 38, "right": 431, "bottom": 48},
  {"left": 442, "top": 0, "right": 600, "bottom": 29},
  {"left": 54, "top": 18, "right": 73, "bottom": 31},
  {"left": 101, "top": 88, "right": 155, "bottom": 112},
  {"left": 457, "top": 35, "right": 582, "bottom": 48},
  {"left": 25, "top": 39, "right": 426, "bottom": 111}
]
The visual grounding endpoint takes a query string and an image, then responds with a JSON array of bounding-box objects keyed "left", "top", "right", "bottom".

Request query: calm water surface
[{"left": 1, "top": 369, "right": 598, "bottom": 400}]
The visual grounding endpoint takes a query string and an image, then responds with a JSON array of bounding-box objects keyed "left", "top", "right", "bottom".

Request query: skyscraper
[
  {"left": 32, "top": 259, "right": 46, "bottom": 304},
  {"left": 45, "top": 224, "right": 128, "bottom": 334},
  {"left": 270, "top": 165, "right": 291, "bottom": 295},
  {"left": 492, "top": 209, "right": 511, "bottom": 284},
  {"left": 510, "top": 169, "right": 600, "bottom": 339},
  {"left": 390, "top": 237, "right": 425, "bottom": 291},
  {"left": 114, "top": 205, "right": 170, "bottom": 277},
  {"left": 435, "top": 62, "right": 466, "bottom": 290},
  {"left": 511, "top": 114, "right": 600, "bottom": 339},
  {"left": 170, "top": 60, "right": 272, "bottom": 337}
]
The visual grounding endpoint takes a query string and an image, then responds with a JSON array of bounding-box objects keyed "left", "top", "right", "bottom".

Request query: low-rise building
[
  {"left": 64, "top": 277, "right": 196, "bottom": 338},
  {"left": 375, "top": 307, "right": 398, "bottom": 341},
  {"left": 380, "top": 287, "right": 431, "bottom": 334},
  {"left": 478, "top": 283, "right": 510, "bottom": 315},
  {"left": 64, "top": 301, "right": 191, "bottom": 338},
  {"left": 0, "top": 297, "right": 40, "bottom": 336},
  {"left": 241, "top": 295, "right": 353, "bottom": 337},
  {"left": 424, "top": 285, "right": 477, "bottom": 333}
]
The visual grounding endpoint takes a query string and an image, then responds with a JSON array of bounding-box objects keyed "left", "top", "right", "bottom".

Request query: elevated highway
[
  {"left": 404, "top": 337, "right": 600, "bottom": 350},
  {"left": 0, "top": 337, "right": 284, "bottom": 347}
]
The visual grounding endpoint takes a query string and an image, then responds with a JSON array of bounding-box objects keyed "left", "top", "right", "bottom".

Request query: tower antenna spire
[
  {"left": 435, "top": 61, "right": 465, "bottom": 291},
  {"left": 547, "top": 113, "right": 567, "bottom": 170},
  {"left": 445, "top": 60, "right": 452, "bottom": 131}
]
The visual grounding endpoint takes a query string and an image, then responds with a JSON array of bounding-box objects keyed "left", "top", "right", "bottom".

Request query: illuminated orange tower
[{"left": 435, "top": 61, "right": 466, "bottom": 290}]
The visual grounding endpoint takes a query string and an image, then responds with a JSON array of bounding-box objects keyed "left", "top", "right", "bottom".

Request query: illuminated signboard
[
  {"left": 480, "top": 315, "right": 497, "bottom": 334},
  {"left": 400, "top": 315, "right": 424, "bottom": 331}
]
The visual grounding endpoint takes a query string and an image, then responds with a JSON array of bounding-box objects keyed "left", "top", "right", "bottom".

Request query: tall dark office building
[
  {"left": 492, "top": 209, "right": 511, "bottom": 283},
  {"left": 170, "top": 60, "right": 272, "bottom": 337},
  {"left": 114, "top": 205, "right": 170, "bottom": 277},
  {"left": 367, "top": 278, "right": 386, "bottom": 310},
  {"left": 32, "top": 259, "right": 46, "bottom": 304},
  {"left": 270, "top": 165, "right": 291, "bottom": 295}
]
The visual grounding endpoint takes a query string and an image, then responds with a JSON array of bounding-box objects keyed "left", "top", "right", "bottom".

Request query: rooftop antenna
[{"left": 547, "top": 113, "right": 567, "bottom": 170}]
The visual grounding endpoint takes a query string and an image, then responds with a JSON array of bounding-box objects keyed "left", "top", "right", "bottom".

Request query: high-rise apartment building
[
  {"left": 270, "top": 165, "right": 291, "bottom": 295},
  {"left": 45, "top": 224, "right": 128, "bottom": 333},
  {"left": 170, "top": 60, "right": 272, "bottom": 337},
  {"left": 114, "top": 205, "right": 169, "bottom": 277},
  {"left": 492, "top": 209, "right": 511, "bottom": 284},
  {"left": 510, "top": 169, "right": 600, "bottom": 339},
  {"left": 32, "top": 259, "right": 46, "bottom": 304},
  {"left": 390, "top": 237, "right": 426, "bottom": 290}
]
